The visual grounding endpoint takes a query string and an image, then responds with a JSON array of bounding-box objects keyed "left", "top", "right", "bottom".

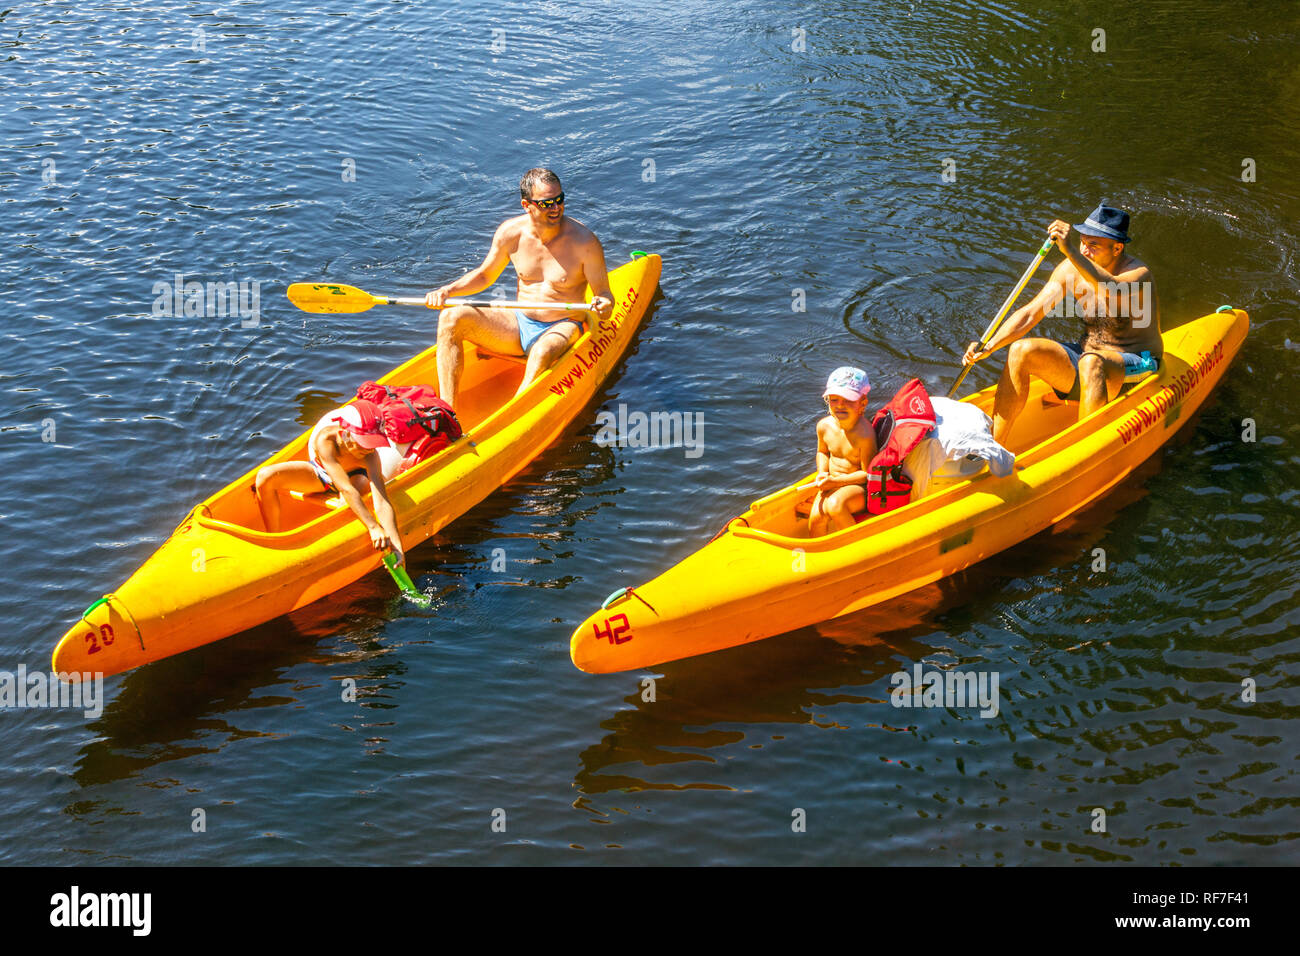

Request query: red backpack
[
  {"left": 865, "top": 378, "right": 936, "bottom": 515},
  {"left": 354, "top": 381, "right": 462, "bottom": 469}
]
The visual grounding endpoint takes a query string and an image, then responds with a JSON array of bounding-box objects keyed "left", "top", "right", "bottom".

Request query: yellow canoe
[
  {"left": 571, "top": 306, "right": 1248, "bottom": 673},
  {"left": 54, "top": 253, "right": 662, "bottom": 678}
]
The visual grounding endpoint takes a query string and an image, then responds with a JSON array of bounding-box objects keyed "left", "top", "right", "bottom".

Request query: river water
[{"left": 2, "top": 0, "right": 1297, "bottom": 867}]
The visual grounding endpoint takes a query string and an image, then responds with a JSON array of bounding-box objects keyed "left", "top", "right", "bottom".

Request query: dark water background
[{"left": 2, "top": 0, "right": 1297, "bottom": 865}]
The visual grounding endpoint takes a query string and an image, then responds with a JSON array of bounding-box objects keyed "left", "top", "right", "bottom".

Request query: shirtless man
[
  {"left": 961, "top": 204, "right": 1162, "bottom": 443},
  {"left": 425, "top": 168, "right": 615, "bottom": 408}
]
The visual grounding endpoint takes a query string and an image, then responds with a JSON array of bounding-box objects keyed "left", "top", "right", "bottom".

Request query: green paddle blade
[
  {"left": 287, "top": 282, "right": 384, "bottom": 314},
  {"left": 383, "top": 553, "right": 432, "bottom": 607}
]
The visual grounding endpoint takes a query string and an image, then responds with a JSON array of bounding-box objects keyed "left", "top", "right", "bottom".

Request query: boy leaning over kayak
[
  {"left": 254, "top": 400, "right": 406, "bottom": 566},
  {"left": 809, "top": 367, "right": 877, "bottom": 535}
]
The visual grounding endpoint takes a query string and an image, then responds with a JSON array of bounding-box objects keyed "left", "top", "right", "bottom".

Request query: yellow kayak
[
  {"left": 55, "top": 253, "right": 661, "bottom": 678},
  {"left": 571, "top": 306, "right": 1248, "bottom": 673}
]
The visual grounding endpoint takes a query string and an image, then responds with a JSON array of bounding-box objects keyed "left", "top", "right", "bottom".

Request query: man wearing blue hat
[{"left": 961, "top": 203, "right": 1162, "bottom": 443}]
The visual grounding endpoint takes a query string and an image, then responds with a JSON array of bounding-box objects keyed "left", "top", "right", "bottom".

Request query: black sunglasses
[{"left": 527, "top": 192, "right": 565, "bottom": 210}]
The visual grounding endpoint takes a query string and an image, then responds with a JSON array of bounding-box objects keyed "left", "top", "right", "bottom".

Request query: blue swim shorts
[
  {"left": 1052, "top": 341, "right": 1162, "bottom": 401},
  {"left": 516, "top": 310, "right": 584, "bottom": 354}
]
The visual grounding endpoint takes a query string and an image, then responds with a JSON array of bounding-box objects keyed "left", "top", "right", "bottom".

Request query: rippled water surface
[{"left": 2, "top": 0, "right": 1297, "bottom": 866}]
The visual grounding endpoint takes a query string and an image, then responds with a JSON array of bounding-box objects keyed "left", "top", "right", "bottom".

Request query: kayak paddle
[
  {"left": 383, "top": 552, "right": 432, "bottom": 607},
  {"left": 948, "top": 236, "right": 1055, "bottom": 397},
  {"left": 287, "top": 282, "right": 596, "bottom": 315}
]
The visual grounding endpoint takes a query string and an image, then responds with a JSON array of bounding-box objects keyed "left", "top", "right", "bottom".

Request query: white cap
[{"left": 822, "top": 366, "right": 870, "bottom": 401}]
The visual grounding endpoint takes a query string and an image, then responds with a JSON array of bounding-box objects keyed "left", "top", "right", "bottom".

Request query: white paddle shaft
[{"left": 386, "top": 295, "right": 596, "bottom": 311}]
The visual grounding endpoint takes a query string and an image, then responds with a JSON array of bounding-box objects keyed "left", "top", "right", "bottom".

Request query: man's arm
[
  {"left": 583, "top": 236, "right": 614, "bottom": 320},
  {"left": 1048, "top": 219, "right": 1151, "bottom": 320},
  {"left": 964, "top": 261, "right": 1070, "bottom": 364},
  {"left": 1088, "top": 260, "right": 1152, "bottom": 327},
  {"left": 426, "top": 221, "right": 515, "bottom": 307}
]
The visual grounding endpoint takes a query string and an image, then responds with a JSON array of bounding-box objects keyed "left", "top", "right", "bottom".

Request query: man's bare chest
[{"left": 513, "top": 237, "right": 584, "bottom": 286}]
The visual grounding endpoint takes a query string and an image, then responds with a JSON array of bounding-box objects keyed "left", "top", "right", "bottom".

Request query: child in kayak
[
  {"left": 254, "top": 400, "right": 406, "bottom": 566},
  {"left": 809, "top": 366, "right": 878, "bottom": 536}
]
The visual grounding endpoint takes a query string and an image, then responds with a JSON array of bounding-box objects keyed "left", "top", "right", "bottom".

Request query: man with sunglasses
[{"left": 425, "top": 168, "right": 615, "bottom": 409}]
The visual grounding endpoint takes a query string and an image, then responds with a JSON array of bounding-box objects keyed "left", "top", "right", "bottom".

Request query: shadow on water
[
  {"left": 68, "top": 474, "right": 598, "bottom": 790},
  {"left": 571, "top": 447, "right": 1184, "bottom": 795},
  {"left": 67, "top": 581, "right": 415, "bottom": 791}
]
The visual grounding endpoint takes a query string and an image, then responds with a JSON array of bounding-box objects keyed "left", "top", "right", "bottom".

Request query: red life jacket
[
  {"left": 864, "top": 378, "right": 936, "bottom": 515},
  {"left": 354, "top": 381, "right": 462, "bottom": 470}
]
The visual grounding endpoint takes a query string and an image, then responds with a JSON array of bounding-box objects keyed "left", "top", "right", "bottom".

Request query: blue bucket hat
[{"left": 1074, "top": 203, "right": 1131, "bottom": 244}]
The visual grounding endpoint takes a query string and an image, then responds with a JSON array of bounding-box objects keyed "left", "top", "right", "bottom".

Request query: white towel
[{"left": 904, "top": 397, "right": 1015, "bottom": 500}]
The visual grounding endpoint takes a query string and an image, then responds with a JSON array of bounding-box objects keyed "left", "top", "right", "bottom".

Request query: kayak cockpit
[
  {"left": 737, "top": 381, "right": 1083, "bottom": 543},
  {"left": 189, "top": 345, "right": 533, "bottom": 537}
]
